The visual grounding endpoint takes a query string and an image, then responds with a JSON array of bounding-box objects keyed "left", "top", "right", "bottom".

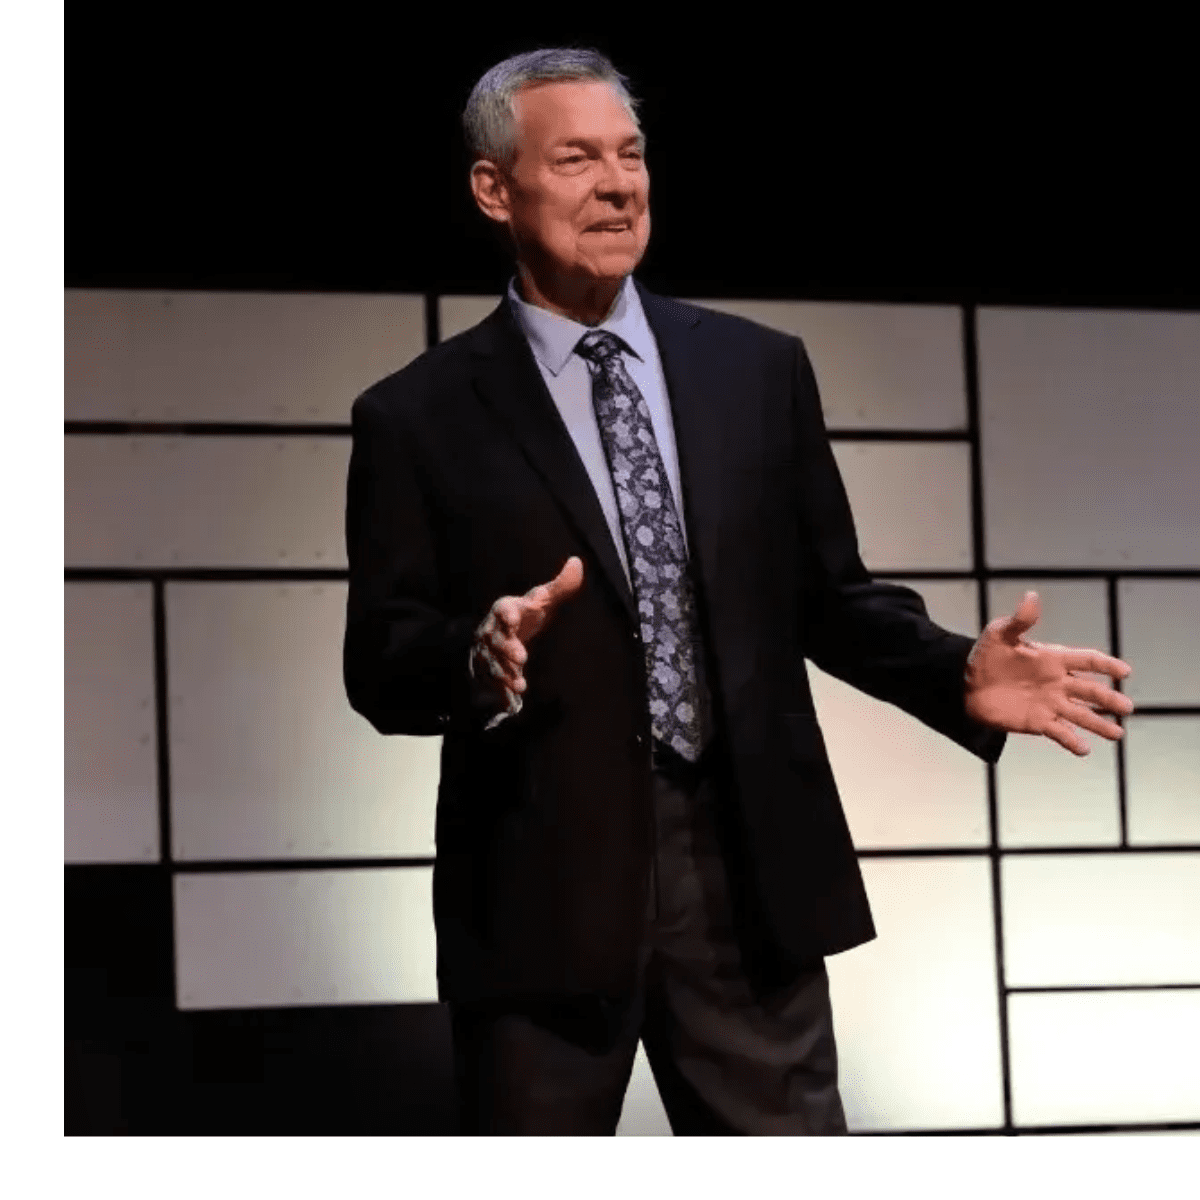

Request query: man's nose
[{"left": 595, "top": 154, "right": 638, "bottom": 196}]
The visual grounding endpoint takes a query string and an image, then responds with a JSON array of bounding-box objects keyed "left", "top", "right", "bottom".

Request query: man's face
[{"left": 499, "top": 79, "right": 650, "bottom": 285}]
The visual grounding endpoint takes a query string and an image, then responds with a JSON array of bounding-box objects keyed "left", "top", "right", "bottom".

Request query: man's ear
[
  {"left": 470, "top": 160, "right": 511, "bottom": 224},
  {"left": 470, "top": 161, "right": 517, "bottom": 257}
]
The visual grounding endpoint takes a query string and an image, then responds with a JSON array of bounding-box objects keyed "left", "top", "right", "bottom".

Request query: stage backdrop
[{"left": 64, "top": 289, "right": 1200, "bottom": 1134}]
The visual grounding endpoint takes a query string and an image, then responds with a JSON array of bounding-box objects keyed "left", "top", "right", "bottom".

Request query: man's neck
[{"left": 515, "top": 264, "right": 624, "bottom": 327}]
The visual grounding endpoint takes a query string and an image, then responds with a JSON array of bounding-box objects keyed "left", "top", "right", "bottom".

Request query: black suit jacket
[{"left": 343, "top": 278, "right": 1006, "bottom": 1007}]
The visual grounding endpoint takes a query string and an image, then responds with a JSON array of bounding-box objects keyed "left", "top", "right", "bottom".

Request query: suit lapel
[
  {"left": 466, "top": 279, "right": 723, "bottom": 630},
  {"left": 634, "top": 281, "right": 725, "bottom": 611}
]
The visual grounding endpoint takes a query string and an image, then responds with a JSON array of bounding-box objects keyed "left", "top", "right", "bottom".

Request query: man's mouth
[{"left": 587, "top": 222, "right": 631, "bottom": 232}]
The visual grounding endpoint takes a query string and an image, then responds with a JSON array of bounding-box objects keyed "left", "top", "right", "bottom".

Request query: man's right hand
[{"left": 471, "top": 556, "right": 585, "bottom": 707}]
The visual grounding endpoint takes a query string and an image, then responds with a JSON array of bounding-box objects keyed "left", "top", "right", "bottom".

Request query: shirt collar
[{"left": 506, "top": 272, "right": 651, "bottom": 377}]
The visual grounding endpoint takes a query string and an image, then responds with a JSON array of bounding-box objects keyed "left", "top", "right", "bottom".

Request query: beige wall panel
[
  {"left": 174, "top": 867, "right": 437, "bottom": 1009},
  {"left": 65, "top": 289, "right": 425, "bottom": 422},
  {"left": 65, "top": 584, "right": 159, "bottom": 863},
  {"left": 1118, "top": 580, "right": 1200, "bottom": 705},
  {"left": 168, "top": 583, "right": 439, "bottom": 861},
  {"left": 989, "top": 581, "right": 1120, "bottom": 846},
  {"left": 832, "top": 443, "right": 973, "bottom": 572},
  {"left": 1009, "top": 990, "right": 1200, "bottom": 1125},
  {"left": 439, "top": 295, "right": 503, "bottom": 341},
  {"left": 64, "top": 436, "right": 349, "bottom": 568},
  {"left": 811, "top": 693, "right": 988, "bottom": 846},
  {"left": 997, "top": 735, "right": 1120, "bottom": 847},
  {"left": 616, "top": 1045, "right": 672, "bottom": 1136},
  {"left": 1003, "top": 854, "right": 1200, "bottom": 986},
  {"left": 692, "top": 299, "right": 967, "bottom": 429},
  {"left": 1125, "top": 717, "right": 1200, "bottom": 845},
  {"left": 810, "top": 582, "right": 985, "bottom": 848},
  {"left": 827, "top": 857, "right": 1004, "bottom": 1130},
  {"left": 978, "top": 308, "right": 1200, "bottom": 569},
  {"left": 884, "top": 578, "right": 981, "bottom": 639}
]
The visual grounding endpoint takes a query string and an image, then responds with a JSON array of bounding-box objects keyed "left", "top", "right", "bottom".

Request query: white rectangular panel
[
  {"left": 827, "top": 857, "right": 1004, "bottom": 1130},
  {"left": 174, "top": 867, "right": 437, "bottom": 1009},
  {"left": 65, "top": 289, "right": 425, "bottom": 422},
  {"left": 832, "top": 442, "right": 972, "bottom": 571},
  {"left": 1003, "top": 854, "right": 1200, "bottom": 986},
  {"left": 64, "top": 435, "right": 349, "bottom": 567},
  {"left": 439, "top": 295, "right": 502, "bottom": 341},
  {"left": 65, "top": 583, "right": 159, "bottom": 863},
  {"left": 691, "top": 300, "right": 967, "bottom": 430},
  {"left": 989, "top": 580, "right": 1120, "bottom": 845},
  {"left": 1119, "top": 580, "right": 1200, "bottom": 705},
  {"left": 168, "top": 583, "right": 439, "bottom": 861},
  {"left": 978, "top": 308, "right": 1200, "bottom": 569},
  {"left": 1009, "top": 990, "right": 1200, "bottom": 1125},
  {"left": 1125, "top": 716, "right": 1200, "bottom": 845}
]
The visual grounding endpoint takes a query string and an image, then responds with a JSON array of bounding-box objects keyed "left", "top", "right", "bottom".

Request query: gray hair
[{"left": 462, "top": 47, "right": 644, "bottom": 176}]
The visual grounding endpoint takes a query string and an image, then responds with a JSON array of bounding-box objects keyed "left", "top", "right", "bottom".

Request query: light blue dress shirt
[
  {"left": 505, "top": 271, "right": 691, "bottom": 588},
  {"left": 472, "top": 273, "right": 693, "bottom": 729}
]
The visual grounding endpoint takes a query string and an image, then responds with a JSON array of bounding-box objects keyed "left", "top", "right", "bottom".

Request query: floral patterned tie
[{"left": 575, "top": 330, "right": 712, "bottom": 763}]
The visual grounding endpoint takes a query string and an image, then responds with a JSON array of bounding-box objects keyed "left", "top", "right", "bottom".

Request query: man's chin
[{"left": 575, "top": 253, "right": 644, "bottom": 283}]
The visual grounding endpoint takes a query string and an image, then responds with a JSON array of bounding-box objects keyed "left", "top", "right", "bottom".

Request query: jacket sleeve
[
  {"left": 342, "top": 388, "right": 506, "bottom": 737},
  {"left": 789, "top": 337, "right": 1006, "bottom": 764}
]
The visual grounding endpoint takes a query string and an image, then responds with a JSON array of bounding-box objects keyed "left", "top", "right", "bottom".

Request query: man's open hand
[
  {"left": 964, "top": 591, "right": 1135, "bottom": 756},
  {"left": 471, "top": 557, "right": 585, "bottom": 708}
]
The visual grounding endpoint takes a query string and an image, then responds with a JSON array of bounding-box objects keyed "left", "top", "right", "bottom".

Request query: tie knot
[{"left": 575, "top": 329, "right": 629, "bottom": 367}]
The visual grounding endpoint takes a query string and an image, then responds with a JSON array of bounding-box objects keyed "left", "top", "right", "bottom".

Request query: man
[{"left": 342, "top": 48, "right": 1134, "bottom": 1135}]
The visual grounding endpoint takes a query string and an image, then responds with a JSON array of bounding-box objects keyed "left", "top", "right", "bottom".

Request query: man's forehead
[{"left": 514, "top": 79, "right": 634, "bottom": 136}]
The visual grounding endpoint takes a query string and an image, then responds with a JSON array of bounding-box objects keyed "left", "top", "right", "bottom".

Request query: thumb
[
  {"left": 542, "top": 556, "right": 585, "bottom": 605},
  {"left": 1001, "top": 591, "right": 1040, "bottom": 643}
]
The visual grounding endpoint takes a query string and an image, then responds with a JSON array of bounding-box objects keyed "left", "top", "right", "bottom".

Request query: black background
[{"left": 68, "top": 14, "right": 1199, "bottom": 306}]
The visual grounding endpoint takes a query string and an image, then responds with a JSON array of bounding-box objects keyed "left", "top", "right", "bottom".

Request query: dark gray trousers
[{"left": 450, "top": 741, "right": 847, "bottom": 1135}]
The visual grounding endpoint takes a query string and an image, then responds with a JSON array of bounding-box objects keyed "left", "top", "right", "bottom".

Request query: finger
[
  {"left": 1061, "top": 648, "right": 1132, "bottom": 680},
  {"left": 478, "top": 641, "right": 522, "bottom": 688},
  {"left": 1066, "top": 676, "right": 1135, "bottom": 717},
  {"left": 1042, "top": 716, "right": 1090, "bottom": 756},
  {"left": 1060, "top": 699, "right": 1125, "bottom": 741},
  {"left": 492, "top": 598, "right": 520, "bottom": 631}
]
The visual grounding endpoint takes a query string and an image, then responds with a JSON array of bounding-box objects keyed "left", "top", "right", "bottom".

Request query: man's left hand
[{"left": 964, "top": 591, "right": 1135, "bottom": 756}]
